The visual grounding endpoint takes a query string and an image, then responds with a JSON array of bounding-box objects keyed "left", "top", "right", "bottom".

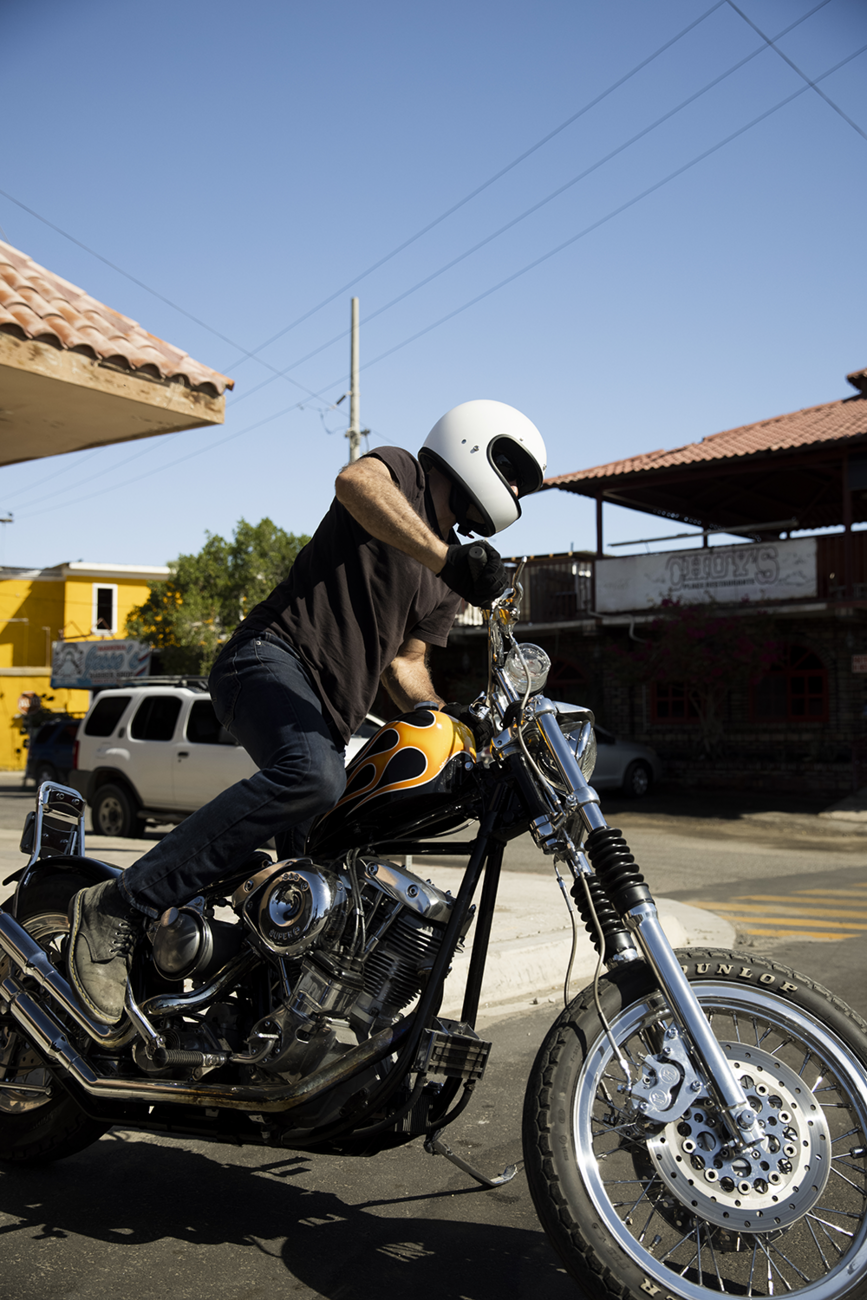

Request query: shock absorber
[
  {"left": 570, "top": 871, "right": 636, "bottom": 962},
  {"left": 583, "top": 826, "right": 654, "bottom": 918}
]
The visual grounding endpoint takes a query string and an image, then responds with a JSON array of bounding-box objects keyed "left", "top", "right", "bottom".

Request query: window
[
  {"left": 186, "top": 699, "right": 228, "bottom": 745},
  {"left": 651, "top": 683, "right": 699, "bottom": 723},
  {"left": 130, "top": 695, "right": 182, "bottom": 741},
  {"left": 752, "top": 645, "right": 828, "bottom": 723},
  {"left": 84, "top": 695, "right": 131, "bottom": 737},
  {"left": 92, "top": 584, "right": 117, "bottom": 634}
]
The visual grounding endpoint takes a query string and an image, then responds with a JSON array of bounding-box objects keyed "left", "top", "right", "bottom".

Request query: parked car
[
  {"left": 70, "top": 680, "right": 383, "bottom": 837},
  {"left": 24, "top": 717, "right": 82, "bottom": 787},
  {"left": 591, "top": 724, "right": 662, "bottom": 797}
]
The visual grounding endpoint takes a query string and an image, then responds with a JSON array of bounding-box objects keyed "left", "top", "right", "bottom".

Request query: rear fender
[{"left": 6, "top": 855, "right": 121, "bottom": 919}]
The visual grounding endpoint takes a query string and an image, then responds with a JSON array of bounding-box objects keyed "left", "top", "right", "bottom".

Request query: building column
[{"left": 843, "top": 453, "right": 853, "bottom": 600}]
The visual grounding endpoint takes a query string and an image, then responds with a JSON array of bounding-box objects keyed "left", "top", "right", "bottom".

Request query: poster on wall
[
  {"left": 51, "top": 640, "right": 152, "bottom": 690},
  {"left": 595, "top": 537, "right": 818, "bottom": 613}
]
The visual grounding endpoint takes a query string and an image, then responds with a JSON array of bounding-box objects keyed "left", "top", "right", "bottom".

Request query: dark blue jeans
[{"left": 118, "top": 632, "right": 347, "bottom": 919}]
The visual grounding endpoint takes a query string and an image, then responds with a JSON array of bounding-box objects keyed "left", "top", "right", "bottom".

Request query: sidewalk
[{"left": 0, "top": 828, "right": 735, "bottom": 1019}]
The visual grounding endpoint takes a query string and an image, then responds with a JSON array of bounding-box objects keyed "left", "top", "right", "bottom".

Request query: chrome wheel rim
[{"left": 574, "top": 983, "right": 867, "bottom": 1299}]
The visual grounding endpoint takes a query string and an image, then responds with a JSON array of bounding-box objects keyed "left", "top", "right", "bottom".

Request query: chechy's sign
[
  {"left": 51, "top": 639, "right": 152, "bottom": 690},
  {"left": 595, "top": 537, "right": 817, "bottom": 613}
]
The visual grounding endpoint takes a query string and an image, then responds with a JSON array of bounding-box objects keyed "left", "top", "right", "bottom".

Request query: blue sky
[{"left": 2, "top": 0, "right": 866, "bottom": 570}]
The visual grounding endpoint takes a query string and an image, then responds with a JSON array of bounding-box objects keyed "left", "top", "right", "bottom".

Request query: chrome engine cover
[{"left": 232, "top": 859, "right": 350, "bottom": 957}]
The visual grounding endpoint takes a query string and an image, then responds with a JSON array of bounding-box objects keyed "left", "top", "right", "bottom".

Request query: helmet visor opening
[{"left": 490, "top": 440, "right": 544, "bottom": 499}]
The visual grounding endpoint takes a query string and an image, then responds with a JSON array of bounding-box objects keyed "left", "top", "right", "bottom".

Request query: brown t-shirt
[{"left": 233, "top": 447, "right": 461, "bottom": 744}]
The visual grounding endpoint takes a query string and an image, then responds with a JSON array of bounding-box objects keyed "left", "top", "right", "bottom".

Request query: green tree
[
  {"left": 612, "top": 599, "right": 779, "bottom": 755},
  {"left": 126, "top": 518, "right": 310, "bottom": 675}
]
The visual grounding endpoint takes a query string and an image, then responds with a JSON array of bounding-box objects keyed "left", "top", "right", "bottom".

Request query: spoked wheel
[
  {"left": 0, "top": 878, "right": 108, "bottom": 1162},
  {"left": 523, "top": 948, "right": 867, "bottom": 1300}
]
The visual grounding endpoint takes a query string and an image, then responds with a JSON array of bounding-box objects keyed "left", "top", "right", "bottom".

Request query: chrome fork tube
[
  {"left": 528, "top": 714, "right": 763, "bottom": 1148},
  {"left": 623, "top": 902, "right": 763, "bottom": 1146}
]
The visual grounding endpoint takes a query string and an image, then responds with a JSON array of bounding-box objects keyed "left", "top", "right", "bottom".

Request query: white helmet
[{"left": 418, "top": 400, "right": 547, "bottom": 537}]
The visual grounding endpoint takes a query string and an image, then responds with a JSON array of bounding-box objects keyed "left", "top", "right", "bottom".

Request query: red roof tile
[
  {"left": 0, "top": 240, "right": 233, "bottom": 396},
  {"left": 546, "top": 378, "right": 867, "bottom": 488}
]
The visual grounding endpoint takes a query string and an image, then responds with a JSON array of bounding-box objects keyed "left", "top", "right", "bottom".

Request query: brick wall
[{"left": 438, "top": 610, "right": 867, "bottom": 796}]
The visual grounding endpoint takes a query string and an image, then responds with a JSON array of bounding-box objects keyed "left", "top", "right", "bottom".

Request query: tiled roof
[
  {"left": 547, "top": 376, "right": 867, "bottom": 488},
  {"left": 0, "top": 240, "right": 233, "bottom": 396}
]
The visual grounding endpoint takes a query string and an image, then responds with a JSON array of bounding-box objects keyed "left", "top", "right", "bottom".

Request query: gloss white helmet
[{"left": 418, "top": 400, "right": 547, "bottom": 537}]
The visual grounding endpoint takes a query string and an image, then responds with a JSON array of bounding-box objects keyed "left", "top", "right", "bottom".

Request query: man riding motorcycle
[{"left": 67, "top": 400, "right": 547, "bottom": 1025}]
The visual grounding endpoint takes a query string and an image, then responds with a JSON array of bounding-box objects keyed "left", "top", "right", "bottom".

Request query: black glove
[
  {"left": 443, "top": 701, "right": 494, "bottom": 750},
  {"left": 438, "top": 541, "right": 507, "bottom": 607}
]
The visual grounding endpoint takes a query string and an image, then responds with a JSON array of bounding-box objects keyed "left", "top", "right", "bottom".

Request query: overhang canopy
[
  {"left": 0, "top": 240, "right": 233, "bottom": 467},
  {"left": 547, "top": 367, "right": 867, "bottom": 538}
]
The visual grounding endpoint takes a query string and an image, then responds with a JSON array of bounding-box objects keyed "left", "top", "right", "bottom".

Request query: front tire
[
  {"left": 0, "top": 877, "right": 108, "bottom": 1163},
  {"left": 523, "top": 947, "right": 867, "bottom": 1300}
]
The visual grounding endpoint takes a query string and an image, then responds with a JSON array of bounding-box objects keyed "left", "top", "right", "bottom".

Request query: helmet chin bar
[
  {"left": 450, "top": 483, "right": 489, "bottom": 538},
  {"left": 448, "top": 478, "right": 522, "bottom": 539}
]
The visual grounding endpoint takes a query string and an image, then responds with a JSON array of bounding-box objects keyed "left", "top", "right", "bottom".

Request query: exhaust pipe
[{"left": 0, "top": 912, "right": 408, "bottom": 1113}]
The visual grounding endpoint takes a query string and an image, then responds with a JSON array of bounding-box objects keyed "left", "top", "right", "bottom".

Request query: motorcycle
[{"left": 2, "top": 563, "right": 867, "bottom": 1300}]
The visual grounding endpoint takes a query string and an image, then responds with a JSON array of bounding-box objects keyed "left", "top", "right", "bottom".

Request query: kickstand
[{"left": 424, "top": 1128, "right": 520, "bottom": 1189}]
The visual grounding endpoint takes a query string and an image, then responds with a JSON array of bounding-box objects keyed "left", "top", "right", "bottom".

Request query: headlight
[
  {"left": 569, "top": 720, "right": 597, "bottom": 781},
  {"left": 528, "top": 703, "right": 597, "bottom": 790},
  {"left": 504, "top": 643, "right": 551, "bottom": 694}
]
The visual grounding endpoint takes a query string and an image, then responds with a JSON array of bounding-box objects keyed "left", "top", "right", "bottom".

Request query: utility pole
[
  {"left": 0, "top": 513, "right": 12, "bottom": 568},
  {"left": 347, "top": 297, "right": 361, "bottom": 462}
]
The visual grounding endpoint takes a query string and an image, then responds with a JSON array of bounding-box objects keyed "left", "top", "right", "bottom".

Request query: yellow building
[{"left": 0, "top": 561, "right": 169, "bottom": 770}]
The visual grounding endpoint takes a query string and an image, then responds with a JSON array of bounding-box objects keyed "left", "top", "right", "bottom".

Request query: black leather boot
[{"left": 68, "top": 879, "right": 144, "bottom": 1024}]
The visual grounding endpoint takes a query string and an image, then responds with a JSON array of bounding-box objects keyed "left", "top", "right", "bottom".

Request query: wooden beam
[{"left": 0, "top": 332, "right": 226, "bottom": 467}]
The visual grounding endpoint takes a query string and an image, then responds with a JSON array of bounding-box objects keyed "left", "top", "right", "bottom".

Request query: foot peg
[{"left": 424, "top": 1128, "right": 520, "bottom": 1189}]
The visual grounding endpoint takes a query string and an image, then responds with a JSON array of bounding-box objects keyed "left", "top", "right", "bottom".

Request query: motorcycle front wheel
[{"left": 523, "top": 947, "right": 867, "bottom": 1300}]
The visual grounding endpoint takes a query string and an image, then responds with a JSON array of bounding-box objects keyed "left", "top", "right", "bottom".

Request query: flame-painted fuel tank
[{"left": 307, "top": 707, "right": 477, "bottom": 857}]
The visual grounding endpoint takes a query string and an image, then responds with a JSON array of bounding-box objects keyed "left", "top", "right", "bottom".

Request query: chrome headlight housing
[{"left": 527, "top": 701, "right": 597, "bottom": 790}]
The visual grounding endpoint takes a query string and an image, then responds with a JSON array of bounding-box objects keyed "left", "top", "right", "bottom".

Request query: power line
[
  {"left": 357, "top": 42, "right": 867, "bottom": 373},
  {"left": 224, "top": 0, "right": 835, "bottom": 410},
  {"left": 728, "top": 0, "right": 867, "bottom": 143},
  {"left": 16, "top": 38, "right": 865, "bottom": 524},
  {"left": 18, "top": 401, "right": 317, "bottom": 520},
  {"left": 0, "top": 2, "right": 727, "bottom": 408},
  {"left": 1, "top": 445, "right": 105, "bottom": 507},
  {"left": 214, "top": 3, "right": 731, "bottom": 376},
  {"left": 6, "top": 436, "right": 177, "bottom": 513},
  {"left": 0, "top": 190, "right": 340, "bottom": 413}
]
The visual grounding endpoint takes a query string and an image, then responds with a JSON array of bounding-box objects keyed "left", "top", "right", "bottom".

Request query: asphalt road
[{"left": 1, "top": 781, "right": 866, "bottom": 1298}]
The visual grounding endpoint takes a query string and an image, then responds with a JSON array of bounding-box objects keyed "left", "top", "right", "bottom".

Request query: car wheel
[
  {"left": 33, "top": 763, "right": 57, "bottom": 787},
  {"left": 90, "top": 784, "right": 140, "bottom": 837},
  {"left": 621, "top": 759, "right": 652, "bottom": 798}
]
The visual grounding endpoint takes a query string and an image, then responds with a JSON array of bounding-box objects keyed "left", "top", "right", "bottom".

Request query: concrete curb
[
  {"left": 0, "top": 833, "right": 736, "bottom": 1020},
  {"left": 440, "top": 895, "right": 736, "bottom": 1016}
]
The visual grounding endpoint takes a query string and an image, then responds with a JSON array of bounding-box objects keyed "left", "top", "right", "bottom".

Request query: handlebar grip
[{"left": 468, "top": 545, "right": 486, "bottom": 580}]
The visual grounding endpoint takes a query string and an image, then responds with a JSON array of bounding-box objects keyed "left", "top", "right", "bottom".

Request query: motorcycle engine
[{"left": 230, "top": 857, "right": 466, "bottom": 1081}]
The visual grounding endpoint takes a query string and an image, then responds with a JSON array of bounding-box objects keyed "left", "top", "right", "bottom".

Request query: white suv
[{"left": 71, "top": 679, "right": 382, "bottom": 837}]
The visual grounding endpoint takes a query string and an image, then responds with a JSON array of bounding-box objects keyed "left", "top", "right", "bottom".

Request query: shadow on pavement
[{"left": 0, "top": 1131, "right": 572, "bottom": 1299}]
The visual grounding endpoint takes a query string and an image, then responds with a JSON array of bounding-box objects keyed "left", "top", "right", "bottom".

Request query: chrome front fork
[
  {"left": 531, "top": 708, "right": 765, "bottom": 1150},
  {"left": 622, "top": 901, "right": 765, "bottom": 1149}
]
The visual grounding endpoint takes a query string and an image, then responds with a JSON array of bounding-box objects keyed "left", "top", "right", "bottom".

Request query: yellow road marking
[
  {"left": 683, "top": 879, "right": 867, "bottom": 940},
  {"left": 737, "top": 927, "right": 864, "bottom": 940},
  {"left": 707, "top": 900, "right": 867, "bottom": 920}
]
